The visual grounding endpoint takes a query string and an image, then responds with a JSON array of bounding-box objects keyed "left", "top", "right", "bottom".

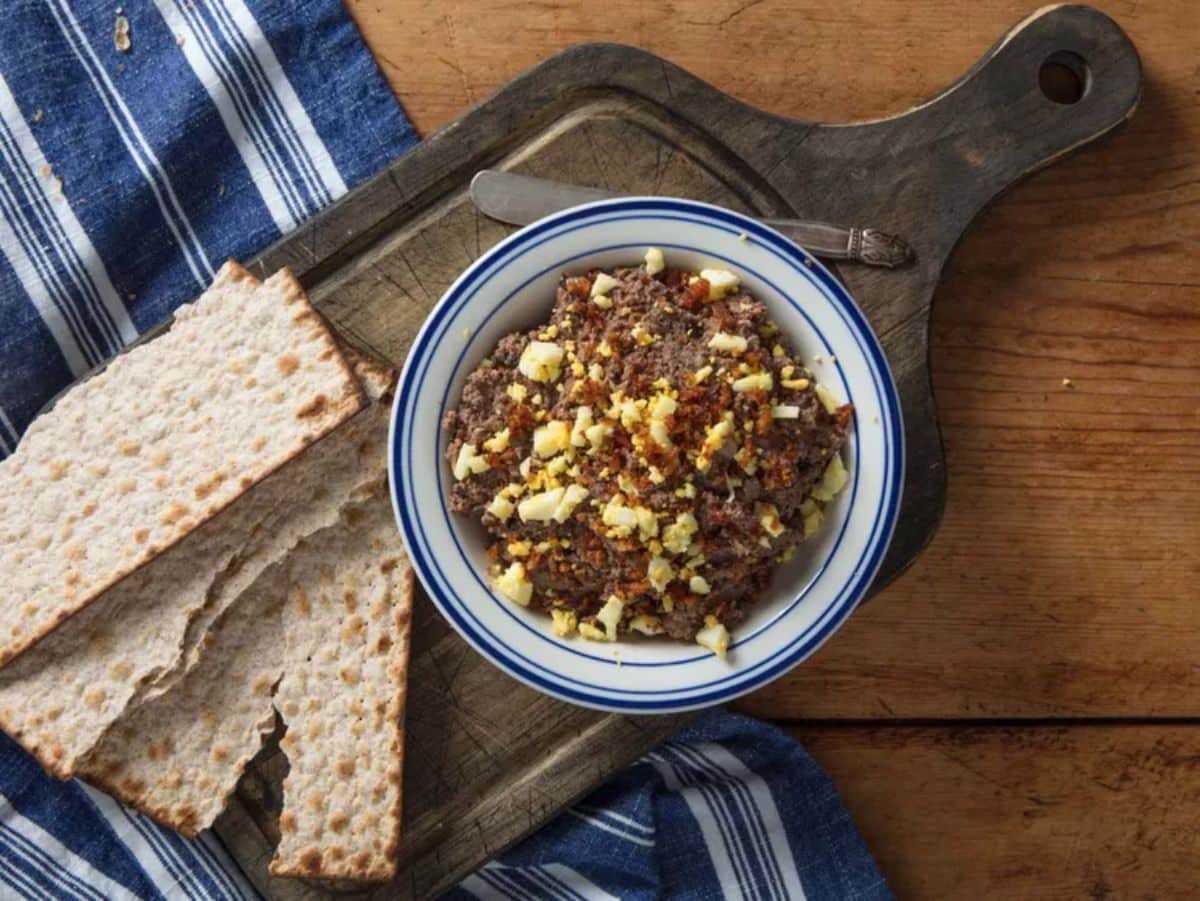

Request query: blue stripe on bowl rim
[{"left": 389, "top": 197, "right": 904, "bottom": 712}]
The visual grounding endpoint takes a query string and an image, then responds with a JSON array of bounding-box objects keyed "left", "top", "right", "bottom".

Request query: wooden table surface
[{"left": 347, "top": 1, "right": 1200, "bottom": 896}]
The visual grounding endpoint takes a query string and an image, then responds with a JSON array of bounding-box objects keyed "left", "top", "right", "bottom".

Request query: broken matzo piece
[
  {"left": 79, "top": 571, "right": 287, "bottom": 835},
  {"left": 270, "top": 490, "right": 412, "bottom": 882},
  {"left": 0, "top": 349, "right": 393, "bottom": 778},
  {"left": 0, "top": 262, "right": 363, "bottom": 666},
  {"left": 126, "top": 349, "right": 396, "bottom": 710}
]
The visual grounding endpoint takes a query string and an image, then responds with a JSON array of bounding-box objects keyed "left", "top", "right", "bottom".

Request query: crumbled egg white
[
  {"left": 760, "top": 503, "right": 785, "bottom": 537},
  {"left": 452, "top": 443, "right": 490, "bottom": 480},
  {"left": 584, "top": 422, "right": 613, "bottom": 450},
  {"left": 493, "top": 561, "right": 532, "bottom": 606},
  {"left": 630, "top": 614, "right": 665, "bottom": 636},
  {"left": 689, "top": 575, "right": 711, "bottom": 595},
  {"left": 644, "top": 247, "right": 665, "bottom": 275},
  {"left": 533, "top": 420, "right": 571, "bottom": 457},
  {"left": 647, "top": 556, "right": 675, "bottom": 592},
  {"left": 591, "top": 272, "right": 620, "bottom": 297},
  {"left": 518, "top": 486, "right": 565, "bottom": 522},
  {"left": 695, "top": 616, "right": 731, "bottom": 657},
  {"left": 708, "top": 332, "right": 748, "bottom": 355},
  {"left": 553, "top": 484, "right": 589, "bottom": 522},
  {"left": 693, "top": 365, "right": 713, "bottom": 384},
  {"left": 518, "top": 340, "right": 565, "bottom": 383},
  {"left": 649, "top": 419, "right": 671, "bottom": 448},
  {"left": 579, "top": 622, "right": 608, "bottom": 642},
  {"left": 699, "top": 268, "right": 740, "bottom": 300},
  {"left": 732, "top": 372, "right": 773, "bottom": 393},
  {"left": 551, "top": 609, "right": 578, "bottom": 637},
  {"left": 650, "top": 393, "right": 677, "bottom": 419},
  {"left": 570, "top": 406, "right": 594, "bottom": 447},
  {"left": 772, "top": 404, "right": 800, "bottom": 419},
  {"left": 593, "top": 295, "right": 614, "bottom": 310},
  {"left": 811, "top": 453, "right": 849, "bottom": 502},
  {"left": 814, "top": 383, "right": 841, "bottom": 414},
  {"left": 595, "top": 595, "right": 625, "bottom": 641},
  {"left": 486, "top": 494, "right": 515, "bottom": 522}
]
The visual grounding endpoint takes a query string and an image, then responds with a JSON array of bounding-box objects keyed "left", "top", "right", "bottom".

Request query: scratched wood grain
[
  {"left": 793, "top": 723, "right": 1200, "bottom": 899},
  {"left": 211, "top": 6, "right": 1146, "bottom": 896}
]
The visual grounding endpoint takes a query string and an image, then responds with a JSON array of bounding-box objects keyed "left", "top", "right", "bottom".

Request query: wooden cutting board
[{"left": 214, "top": 6, "right": 1141, "bottom": 897}]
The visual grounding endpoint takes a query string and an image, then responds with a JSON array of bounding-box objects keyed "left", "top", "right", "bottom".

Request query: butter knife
[{"left": 470, "top": 170, "right": 913, "bottom": 269}]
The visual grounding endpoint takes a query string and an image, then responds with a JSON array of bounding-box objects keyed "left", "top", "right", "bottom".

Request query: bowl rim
[{"left": 389, "top": 196, "right": 905, "bottom": 712}]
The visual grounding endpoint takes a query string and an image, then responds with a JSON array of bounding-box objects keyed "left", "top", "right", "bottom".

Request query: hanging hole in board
[{"left": 1039, "top": 51, "right": 1089, "bottom": 105}]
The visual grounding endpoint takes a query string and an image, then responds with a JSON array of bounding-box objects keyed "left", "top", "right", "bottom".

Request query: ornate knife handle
[
  {"left": 762, "top": 217, "right": 914, "bottom": 269},
  {"left": 849, "top": 227, "right": 914, "bottom": 269}
]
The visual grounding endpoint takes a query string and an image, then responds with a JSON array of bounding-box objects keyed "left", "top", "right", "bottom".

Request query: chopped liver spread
[{"left": 443, "top": 250, "right": 852, "bottom": 656}]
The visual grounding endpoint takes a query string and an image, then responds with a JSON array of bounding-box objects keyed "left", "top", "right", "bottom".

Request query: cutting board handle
[{"left": 801, "top": 5, "right": 1140, "bottom": 262}]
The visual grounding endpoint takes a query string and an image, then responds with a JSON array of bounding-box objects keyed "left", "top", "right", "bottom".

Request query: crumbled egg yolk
[
  {"left": 518, "top": 340, "right": 565, "bottom": 383},
  {"left": 593, "top": 295, "right": 614, "bottom": 310},
  {"left": 644, "top": 247, "right": 665, "bottom": 275},
  {"left": 699, "top": 268, "right": 740, "bottom": 300},
  {"left": 695, "top": 616, "right": 731, "bottom": 657},
  {"left": 493, "top": 561, "right": 532, "bottom": 606},
  {"left": 452, "top": 443, "right": 490, "bottom": 480},
  {"left": 708, "top": 332, "right": 748, "bottom": 355},
  {"left": 507, "top": 540, "right": 532, "bottom": 558},
  {"left": 662, "top": 511, "right": 699, "bottom": 555},
  {"left": 782, "top": 377, "right": 811, "bottom": 390},
  {"left": 607, "top": 392, "right": 642, "bottom": 429},
  {"left": 696, "top": 412, "right": 734, "bottom": 471},
  {"left": 551, "top": 609, "right": 578, "bottom": 637},
  {"left": 506, "top": 382, "right": 528, "bottom": 402},
  {"left": 692, "top": 365, "right": 713, "bottom": 385},
  {"left": 482, "top": 427, "right": 511, "bottom": 453},
  {"left": 631, "top": 323, "right": 655, "bottom": 346}
]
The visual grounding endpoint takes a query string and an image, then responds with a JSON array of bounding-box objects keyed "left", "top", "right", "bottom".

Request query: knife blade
[{"left": 469, "top": 170, "right": 912, "bottom": 268}]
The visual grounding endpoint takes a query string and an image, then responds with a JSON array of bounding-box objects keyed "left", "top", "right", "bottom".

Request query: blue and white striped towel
[{"left": 0, "top": 3, "right": 888, "bottom": 898}]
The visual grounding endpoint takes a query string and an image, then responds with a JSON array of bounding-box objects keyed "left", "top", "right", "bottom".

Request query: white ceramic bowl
[{"left": 390, "top": 197, "right": 903, "bottom": 712}]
